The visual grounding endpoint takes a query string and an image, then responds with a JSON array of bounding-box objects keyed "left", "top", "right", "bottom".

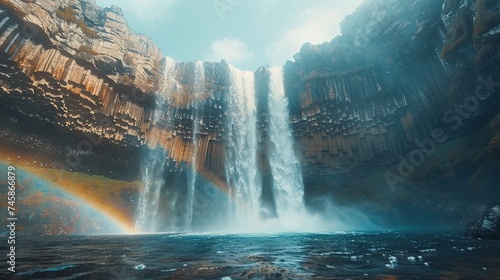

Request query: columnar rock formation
[
  {"left": 284, "top": 0, "right": 451, "bottom": 176},
  {"left": 0, "top": 0, "right": 161, "bottom": 145}
]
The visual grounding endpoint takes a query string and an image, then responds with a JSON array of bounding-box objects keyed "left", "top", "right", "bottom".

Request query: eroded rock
[{"left": 466, "top": 205, "right": 500, "bottom": 239}]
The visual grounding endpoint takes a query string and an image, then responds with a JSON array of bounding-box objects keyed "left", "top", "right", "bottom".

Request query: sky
[{"left": 95, "top": 0, "right": 364, "bottom": 71}]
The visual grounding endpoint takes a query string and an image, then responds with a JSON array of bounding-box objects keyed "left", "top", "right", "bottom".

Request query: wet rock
[{"left": 466, "top": 205, "right": 500, "bottom": 239}]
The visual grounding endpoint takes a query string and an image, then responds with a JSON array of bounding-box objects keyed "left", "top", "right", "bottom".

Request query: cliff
[
  {"left": 0, "top": 0, "right": 499, "bottom": 228},
  {"left": 283, "top": 0, "right": 500, "bottom": 225},
  {"left": 0, "top": 0, "right": 165, "bottom": 178},
  {"left": 284, "top": 0, "right": 447, "bottom": 175},
  {"left": 284, "top": 0, "right": 499, "bottom": 176}
]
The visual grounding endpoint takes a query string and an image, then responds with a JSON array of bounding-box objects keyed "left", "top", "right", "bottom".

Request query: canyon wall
[
  {"left": 281, "top": 0, "right": 500, "bottom": 225},
  {"left": 285, "top": 0, "right": 448, "bottom": 175},
  {"left": 0, "top": 0, "right": 165, "bottom": 179},
  {"left": 284, "top": 0, "right": 499, "bottom": 176}
]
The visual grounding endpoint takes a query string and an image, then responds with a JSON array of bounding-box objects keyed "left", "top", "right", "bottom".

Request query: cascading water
[
  {"left": 185, "top": 60, "right": 205, "bottom": 230},
  {"left": 267, "top": 67, "right": 305, "bottom": 216},
  {"left": 225, "top": 65, "right": 262, "bottom": 223},
  {"left": 136, "top": 61, "right": 307, "bottom": 232},
  {"left": 135, "top": 57, "right": 177, "bottom": 232},
  {"left": 134, "top": 147, "right": 167, "bottom": 232}
]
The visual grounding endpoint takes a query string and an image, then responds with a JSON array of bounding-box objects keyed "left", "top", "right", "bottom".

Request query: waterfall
[
  {"left": 185, "top": 60, "right": 205, "bottom": 229},
  {"left": 135, "top": 57, "right": 177, "bottom": 232},
  {"left": 135, "top": 147, "right": 167, "bottom": 232},
  {"left": 267, "top": 67, "right": 305, "bottom": 216},
  {"left": 225, "top": 65, "right": 262, "bottom": 222},
  {"left": 135, "top": 61, "right": 306, "bottom": 232}
]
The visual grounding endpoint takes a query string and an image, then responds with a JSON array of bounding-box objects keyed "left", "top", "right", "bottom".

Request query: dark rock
[{"left": 466, "top": 205, "right": 500, "bottom": 239}]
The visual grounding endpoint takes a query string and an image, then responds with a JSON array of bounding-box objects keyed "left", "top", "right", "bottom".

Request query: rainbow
[
  {"left": 0, "top": 160, "right": 135, "bottom": 235},
  {"left": 0, "top": 146, "right": 234, "bottom": 235}
]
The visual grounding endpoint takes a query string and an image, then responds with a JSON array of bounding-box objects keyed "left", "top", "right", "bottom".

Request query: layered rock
[
  {"left": 0, "top": 0, "right": 164, "bottom": 148},
  {"left": 17, "top": 0, "right": 162, "bottom": 92},
  {"left": 284, "top": 0, "right": 451, "bottom": 176},
  {"left": 0, "top": 0, "right": 163, "bottom": 178},
  {"left": 284, "top": 0, "right": 500, "bottom": 226}
]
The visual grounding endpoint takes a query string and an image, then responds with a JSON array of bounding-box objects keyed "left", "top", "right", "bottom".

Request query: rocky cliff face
[
  {"left": 283, "top": 0, "right": 500, "bottom": 176},
  {"left": 0, "top": 0, "right": 165, "bottom": 178},
  {"left": 20, "top": 0, "right": 162, "bottom": 93},
  {"left": 0, "top": 0, "right": 499, "bottom": 227},
  {"left": 283, "top": 0, "right": 500, "bottom": 226},
  {"left": 0, "top": 0, "right": 236, "bottom": 182},
  {"left": 284, "top": 0, "right": 448, "bottom": 175}
]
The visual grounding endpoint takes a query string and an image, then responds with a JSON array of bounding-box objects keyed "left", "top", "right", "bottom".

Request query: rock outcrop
[
  {"left": 0, "top": 0, "right": 163, "bottom": 178},
  {"left": 282, "top": 0, "right": 500, "bottom": 227},
  {"left": 284, "top": 0, "right": 500, "bottom": 176},
  {"left": 286, "top": 0, "right": 445, "bottom": 174},
  {"left": 19, "top": 0, "right": 162, "bottom": 93},
  {"left": 466, "top": 205, "right": 500, "bottom": 239},
  {"left": 0, "top": 0, "right": 162, "bottom": 148}
]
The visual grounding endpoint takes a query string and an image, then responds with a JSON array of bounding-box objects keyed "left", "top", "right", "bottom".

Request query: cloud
[
  {"left": 266, "top": 1, "right": 363, "bottom": 66},
  {"left": 96, "top": 0, "right": 175, "bottom": 22},
  {"left": 205, "top": 38, "right": 254, "bottom": 65}
]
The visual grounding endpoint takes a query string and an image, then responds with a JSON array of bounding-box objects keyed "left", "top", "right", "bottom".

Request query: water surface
[{"left": 4, "top": 232, "right": 499, "bottom": 279}]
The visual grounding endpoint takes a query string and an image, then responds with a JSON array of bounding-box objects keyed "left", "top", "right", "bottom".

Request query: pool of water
[{"left": 3, "top": 231, "right": 499, "bottom": 279}]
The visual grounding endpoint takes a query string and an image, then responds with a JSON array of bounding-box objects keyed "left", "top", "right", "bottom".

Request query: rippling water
[{"left": 3, "top": 232, "right": 500, "bottom": 279}]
